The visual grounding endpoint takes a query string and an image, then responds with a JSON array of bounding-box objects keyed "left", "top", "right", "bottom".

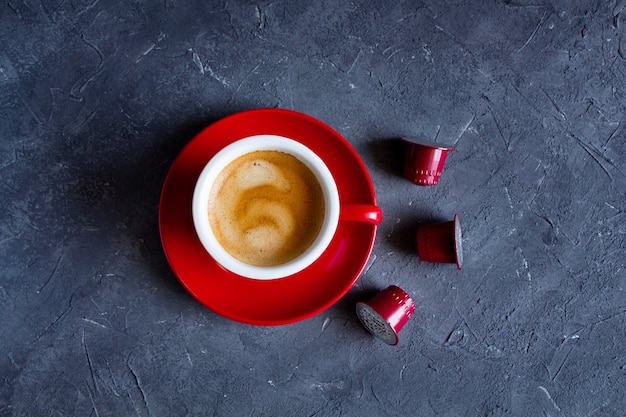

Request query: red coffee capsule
[
  {"left": 416, "top": 213, "right": 463, "bottom": 270},
  {"left": 356, "top": 285, "right": 416, "bottom": 345},
  {"left": 402, "top": 137, "right": 455, "bottom": 186}
]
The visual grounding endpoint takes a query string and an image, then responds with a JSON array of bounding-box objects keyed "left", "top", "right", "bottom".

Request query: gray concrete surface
[{"left": 1, "top": 1, "right": 625, "bottom": 416}]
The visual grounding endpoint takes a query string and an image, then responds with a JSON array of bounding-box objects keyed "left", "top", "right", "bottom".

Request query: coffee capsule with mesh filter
[
  {"left": 416, "top": 213, "right": 463, "bottom": 270},
  {"left": 356, "top": 285, "right": 415, "bottom": 345}
]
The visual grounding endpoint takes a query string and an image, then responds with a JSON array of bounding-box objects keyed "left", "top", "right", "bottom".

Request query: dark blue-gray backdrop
[{"left": 1, "top": 1, "right": 625, "bottom": 416}]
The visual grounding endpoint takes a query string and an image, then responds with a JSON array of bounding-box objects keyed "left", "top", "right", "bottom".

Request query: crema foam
[{"left": 208, "top": 150, "right": 325, "bottom": 267}]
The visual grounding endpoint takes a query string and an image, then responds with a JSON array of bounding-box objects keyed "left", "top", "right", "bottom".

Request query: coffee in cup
[{"left": 207, "top": 149, "right": 325, "bottom": 267}]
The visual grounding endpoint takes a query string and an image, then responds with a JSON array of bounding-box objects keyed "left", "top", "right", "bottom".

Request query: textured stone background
[{"left": 1, "top": 1, "right": 625, "bottom": 416}]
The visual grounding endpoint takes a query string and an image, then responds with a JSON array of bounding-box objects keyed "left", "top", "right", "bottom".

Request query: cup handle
[{"left": 339, "top": 204, "right": 383, "bottom": 225}]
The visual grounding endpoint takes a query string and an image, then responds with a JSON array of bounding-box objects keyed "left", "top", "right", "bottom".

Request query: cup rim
[{"left": 192, "top": 134, "right": 340, "bottom": 280}]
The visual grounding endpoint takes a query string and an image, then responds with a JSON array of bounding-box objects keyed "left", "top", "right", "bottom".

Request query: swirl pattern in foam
[{"left": 208, "top": 150, "right": 325, "bottom": 267}]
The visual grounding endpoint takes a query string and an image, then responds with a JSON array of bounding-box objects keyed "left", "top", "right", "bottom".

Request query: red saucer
[{"left": 158, "top": 108, "right": 380, "bottom": 325}]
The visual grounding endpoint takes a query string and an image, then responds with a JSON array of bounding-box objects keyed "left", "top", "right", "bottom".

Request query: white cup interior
[{"left": 192, "top": 135, "right": 340, "bottom": 280}]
